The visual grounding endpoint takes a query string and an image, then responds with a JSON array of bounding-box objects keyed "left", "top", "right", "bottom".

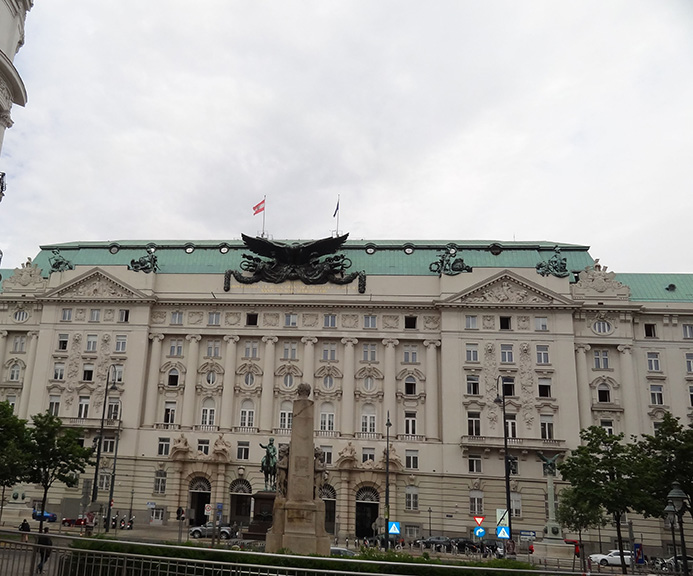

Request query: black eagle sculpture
[{"left": 240, "top": 233, "right": 350, "bottom": 266}]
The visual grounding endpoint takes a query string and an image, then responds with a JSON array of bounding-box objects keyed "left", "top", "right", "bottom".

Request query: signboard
[
  {"left": 519, "top": 530, "right": 536, "bottom": 541},
  {"left": 204, "top": 503, "right": 213, "bottom": 516},
  {"left": 474, "top": 527, "right": 486, "bottom": 538},
  {"left": 496, "top": 508, "right": 509, "bottom": 528},
  {"left": 216, "top": 503, "right": 223, "bottom": 511},
  {"left": 474, "top": 516, "right": 485, "bottom": 526},
  {"left": 388, "top": 521, "right": 401, "bottom": 535},
  {"left": 496, "top": 526, "right": 510, "bottom": 539},
  {"left": 146, "top": 501, "right": 156, "bottom": 509}
]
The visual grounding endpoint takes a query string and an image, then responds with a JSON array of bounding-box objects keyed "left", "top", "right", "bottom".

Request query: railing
[
  {"left": 233, "top": 426, "right": 258, "bottom": 434},
  {"left": 398, "top": 434, "right": 424, "bottom": 442},
  {"left": 460, "top": 435, "right": 566, "bottom": 449},
  {"left": 355, "top": 432, "right": 381, "bottom": 440},
  {"left": 63, "top": 417, "right": 120, "bottom": 430},
  {"left": 194, "top": 425, "right": 219, "bottom": 432},
  {"left": 154, "top": 422, "right": 180, "bottom": 430},
  {"left": 271, "top": 428, "right": 292, "bottom": 436},
  {"left": 315, "top": 429, "right": 339, "bottom": 437}
]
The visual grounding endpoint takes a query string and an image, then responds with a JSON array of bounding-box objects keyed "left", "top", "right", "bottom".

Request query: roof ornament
[
  {"left": 224, "top": 233, "right": 366, "bottom": 293},
  {"left": 48, "top": 249, "right": 74, "bottom": 273},
  {"left": 429, "top": 248, "right": 472, "bottom": 277},
  {"left": 536, "top": 246, "right": 569, "bottom": 278},
  {"left": 128, "top": 250, "right": 159, "bottom": 274}
]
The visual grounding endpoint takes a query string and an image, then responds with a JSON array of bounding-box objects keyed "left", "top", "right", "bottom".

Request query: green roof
[{"left": 614, "top": 274, "right": 693, "bottom": 303}]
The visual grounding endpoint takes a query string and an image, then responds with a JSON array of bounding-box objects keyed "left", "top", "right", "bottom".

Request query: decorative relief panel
[
  {"left": 264, "top": 313, "right": 279, "bottom": 327},
  {"left": 302, "top": 313, "right": 318, "bottom": 327},
  {"left": 188, "top": 312, "right": 203, "bottom": 325},
  {"left": 225, "top": 312, "right": 241, "bottom": 326},
  {"left": 151, "top": 311, "right": 166, "bottom": 324},
  {"left": 342, "top": 314, "right": 358, "bottom": 328},
  {"left": 382, "top": 315, "right": 399, "bottom": 329},
  {"left": 423, "top": 315, "right": 440, "bottom": 330}
]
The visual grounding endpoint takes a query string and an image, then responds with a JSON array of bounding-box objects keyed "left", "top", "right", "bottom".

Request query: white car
[{"left": 589, "top": 549, "right": 633, "bottom": 566}]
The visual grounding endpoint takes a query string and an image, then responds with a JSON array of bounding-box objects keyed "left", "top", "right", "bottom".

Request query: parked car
[
  {"left": 189, "top": 521, "right": 232, "bottom": 539},
  {"left": 330, "top": 546, "right": 357, "bottom": 557},
  {"left": 420, "top": 536, "right": 451, "bottom": 551},
  {"left": 450, "top": 538, "right": 479, "bottom": 553},
  {"left": 665, "top": 555, "right": 693, "bottom": 571},
  {"left": 589, "top": 549, "right": 633, "bottom": 566},
  {"left": 32, "top": 509, "right": 57, "bottom": 522},
  {"left": 62, "top": 516, "right": 88, "bottom": 527}
]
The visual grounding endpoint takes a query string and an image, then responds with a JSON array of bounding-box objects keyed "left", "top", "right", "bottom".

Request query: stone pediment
[
  {"left": 40, "top": 269, "right": 152, "bottom": 301},
  {"left": 571, "top": 264, "right": 630, "bottom": 301},
  {"left": 443, "top": 271, "right": 574, "bottom": 307}
]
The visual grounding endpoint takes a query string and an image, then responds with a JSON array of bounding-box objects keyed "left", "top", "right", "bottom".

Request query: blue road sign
[
  {"left": 474, "top": 527, "right": 486, "bottom": 538},
  {"left": 496, "top": 526, "right": 510, "bottom": 539},
  {"left": 388, "top": 521, "right": 401, "bottom": 535}
]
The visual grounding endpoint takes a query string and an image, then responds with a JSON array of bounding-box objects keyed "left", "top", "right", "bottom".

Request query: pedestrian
[
  {"left": 36, "top": 527, "right": 52, "bottom": 574},
  {"left": 345, "top": 537, "right": 349, "bottom": 548},
  {"left": 19, "top": 519, "right": 31, "bottom": 543}
]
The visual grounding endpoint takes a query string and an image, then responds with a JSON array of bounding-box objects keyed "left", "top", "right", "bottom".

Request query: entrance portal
[
  {"left": 355, "top": 486, "right": 379, "bottom": 539},
  {"left": 188, "top": 477, "right": 211, "bottom": 526}
]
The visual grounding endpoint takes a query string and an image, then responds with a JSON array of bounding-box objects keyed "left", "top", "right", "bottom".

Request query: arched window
[
  {"left": 597, "top": 383, "right": 611, "bottom": 403},
  {"left": 405, "top": 376, "right": 417, "bottom": 395},
  {"left": 355, "top": 486, "right": 379, "bottom": 502},
  {"left": 283, "top": 374, "right": 294, "bottom": 388},
  {"left": 240, "top": 399, "right": 255, "bottom": 428},
  {"left": 230, "top": 479, "right": 252, "bottom": 494},
  {"left": 323, "top": 375, "right": 334, "bottom": 390},
  {"left": 363, "top": 376, "right": 375, "bottom": 391},
  {"left": 279, "top": 400, "right": 293, "bottom": 429},
  {"left": 244, "top": 373, "right": 255, "bottom": 386},
  {"left": 168, "top": 368, "right": 179, "bottom": 387},
  {"left": 320, "top": 402, "right": 335, "bottom": 431},
  {"left": 201, "top": 398, "right": 215, "bottom": 426},
  {"left": 206, "top": 371, "right": 216, "bottom": 385},
  {"left": 361, "top": 403, "right": 376, "bottom": 433},
  {"left": 9, "top": 363, "right": 21, "bottom": 382}
]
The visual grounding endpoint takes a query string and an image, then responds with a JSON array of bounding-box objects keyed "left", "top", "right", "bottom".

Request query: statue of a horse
[{"left": 261, "top": 454, "right": 277, "bottom": 491}]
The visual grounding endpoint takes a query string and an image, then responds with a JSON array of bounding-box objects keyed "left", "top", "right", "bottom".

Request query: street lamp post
[
  {"left": 494, "top": 375, "right": 513, "bottom": 557},
  {"left": 104, "top": 417, "right": 121, "bottom": 533},
  {"left": 91, "top": 364, "right": 119, "bottom": 503},
  {"left": 664, "top": 502, "right": 679, "bottom": 574},
  {"left": 667, "top": 482, "right": 690, "bottom": 576},
  {"left": 385, "top": 411, "right": 391, "bottom": 549},
  {"left": 428, "top": 507, "right": 432, "bottom": 538}
]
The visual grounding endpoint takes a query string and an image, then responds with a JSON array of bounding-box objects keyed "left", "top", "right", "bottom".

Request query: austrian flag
[{"left": 253, "top": 199, "right": 265, "bottom": 215}]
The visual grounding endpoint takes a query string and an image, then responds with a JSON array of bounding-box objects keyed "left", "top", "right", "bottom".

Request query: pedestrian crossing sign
[
  {"left": 388, "top": 521, "right": 400, "bottom": 535},
  {"left": 496, "top": 526, "right": 510, "bottom": 539}
]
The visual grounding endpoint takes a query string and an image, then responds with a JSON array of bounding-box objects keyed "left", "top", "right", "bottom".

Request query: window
[
  {"left": 170, "top": 339, "right": 183, "bottom": 356},
  {"left": 364, "top": 315, "right": 377, "bottom": 329},
  {"left": 362, "top": 343, "right": 377, "bottom": 362},
  {"left": 150, "top": 508, "right": 164, "bottom": 522},
  {"left": 61, "top": 308, "right": 73, "bottom": 321},
  {"left": 167, "top": 369, "right": 180, "bottom": 387},
  {"left": 363, "top": 376, "right": 375, "bottom": 391},
  {"left": 465, "top": 343, "right": 479, "bottom": 363},
  {"left": 158, "top": 437, "right": 171, "bottom": 456},
  {"left": 320, "top": 403, "right": 335, "bottom": 431},
  {"left": 171, "top": 311, "right": 184, "bottom": 325},
  {"left": 465, "top": 315, "right": 478, "bottom": 329},
  {"left": 82, "top": 363, "right": 94, "bottom": 381},
  {"left": 86, "top": 334, "right": 98, "bottom": 352},
  {"left": 644, "top": 323, "right": 657, "bottom": 338},
  {"left": 405, "top": 450, "right": 419, "bottom": 470},
  {"left": 57, "top": 334, "right": 69, "bottom": 350},
  {"left": 53, "top": 362, "right": 65, "bottom": 380},
  {"left": 283, "top": 374, "right": 294, "bottom": 388},
  {"left": 687, "top": 353, "right": 693, "bottom": 373},
  {"left": 597, "top": 383, "right": 611, "bottom": 403},
  {"left": 89, "top": 309, "right": 100, "bottom": 322},
  {"left": 466, "top": 374, "right": 480, "bottom": 395},
  {"left": 5, "top": 395, "right": 15, "bottom": 411},
  {"left": 9, "top": 363, "right": 20, "bottom": 381},
  {"left": 283, "top": 341, "right": 297, "bottom": 360},
  {"left": 594, "top": 320, "right": 612, "bottom": 334},
  {"left": 322, "top": 342, "right": 337, "bottom": 361},
  {"left": 323, "top": 375, "right": 334, "bottom": 389},
  {"left": 78, "top": 397, "right": 90, "bottom": 419},
  {"left": 511, "top": 492, "right": 522, "bottom": 518},
  {"left": 405, "top": 486, "right": 419, "bottom": 511},
  {"left": 536, "top": 345, "right": 550, "bottom": 364},
  {"left": 404, "top": 376, "right": 417, "bottom": 395},
  {"left": 320, "top": 445, "right": 333, "bottom": 465},
  {"left": 404, "top": 412, "right": 417, "bottom": 435},
  {"left": 506, "top": 413, "right": 517, "bottom": 438},
  {"left": 284, "top": 313, "right": 298, "bottom": 327},
  {"left": 538, "top": 378, "right": 552, "bottom": 398},
  {"left": 601, "top": 419, "right": 614, "bottom": 435},
  {"left": 197, "top": 439, "right": 210, "bottom": 455},
  {"left": 650, "top": 384, "right": 664, "bottom": 405},
  {"left": 324, "top": 314, "right": 336, "bottom": 328},
  {"left": 164, "top": 401, "right": 176, "bottom": 424},
  {"left": 240, "top": 400, "right": 255, "bottom": 427},
  {"left": 535, "top": 317, "right": 548, "bottom": 331},
  {"left": 118, "top": 309, "right": 130, "bottom": 323},
  {"left": 502, "top": 377, "right": 515, "bottom": 397},
  {"left": 115, "top": 335, "right": 127, "bottom": 353},
  {"left": 362, "top": 447, "right": 375, "bottom": 463},
  {"left": 403, "top": 344, "right": 418, "bottom": 363},
  {"left": 469, "top": 490, "right": 483, "bottom": 515},
  {"left": 244, "top": 340, "right": 258, "bottom": 358},
  {"left": 246, "top": 312, "right": 258, "bottom": 326},
  {"left": 500, "top": 344, "right": 514, "bottom": 363},
  {"left": 500, "top": 316, "right": 512, "bottom": 330},
  {"left": 689, "top": 385, "right": 693, "bottom": 407},
  {"left": 107, "top": 399, "right": 120, "bottom": 420},
  {"left": 540, "top": 414, "right": 554, "bottom": 440},
  {"left": 237, "top": 441, "right": 250, "bottom": 460},
  {"left": 278, "top": 401, "right": 293, "bottom": 429},
  {"left": 12, "top": 335, "right": 26, "bottom": 352},
  {"left": 154, "top": 470, "right": 167, "bottom": 494},
  {"left": 201, "top": 399, "right": 215, "bottom": 426},
  {"left": 98, "top": 472, "right": 110, "bottom": 491},
  {"left": 684, "top": 325, "right": 693, "bottom": 339},
  {"left": 467, "top": 411, "right": 481, "bottom": 436},
  {"left": 206, "top": 339, "right": 220, "bottom": 357},
  {"left": 594, "top": 349, "right": 610, "bottom": 369},
  {"left": 243, "top": 373, "right": 254, "bottom": 386},
  {"left": 404, "top": 316, "right": 417, "bottom": 329},
  {"left": 207, "top": 370, "right": 218, "bottom": 385},
  {"left": 208, "top": 312, "right": 220, "bottom": 326},
  {"left": 48, "top": 395, "right": 60, "bottom": 417},
  {"left": 103, "top": 436, "right": 116, "bottom": 453},
  {"left": 647, "top": 352, "right": 661, "bottom": 371},
  {"left": 469, "top": 455, "right": 482, "bottom": 473},
  {"left": 361, "top": 404, "right": 376, "bottom": 433}
]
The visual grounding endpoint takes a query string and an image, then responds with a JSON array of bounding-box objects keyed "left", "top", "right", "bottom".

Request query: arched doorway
[
  {"left": 320, "top": 484, "right": 337, "bottom": 534},
  {"left": 229, "top": 479, "right": 252, "bottom": 529},
  {"left": 355, "top": 486, "right": 379, "bottom": 539},
  {"left": 188, "top": 477, "right": 211, "bottom": 527}
]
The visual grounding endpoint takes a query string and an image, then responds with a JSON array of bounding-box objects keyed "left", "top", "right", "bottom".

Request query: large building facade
[{"left": 1, "top": 237, "right": 691, "bottom": 553}]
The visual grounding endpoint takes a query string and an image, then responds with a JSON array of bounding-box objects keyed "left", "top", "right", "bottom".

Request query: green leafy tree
[
  {"left": 0, "top": 401, "right": 31, "bottom": 523},
  {"left": 26, "top": 412, "right": 93, "bottom": 530},
  {"left": 556, "top": 486, "right": 607, "bottom": 572},
  {"left": 558, "top": 426, "right": 643, "bottom": 575}
]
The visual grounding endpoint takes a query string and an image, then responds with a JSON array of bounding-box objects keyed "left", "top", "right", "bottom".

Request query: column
[
  {"left": 301, "top": 336, "right": 317, "bottom": 395},
  {"left": 0, "top": 331, "right": 8, "bottom": 368},
  {"left": 19, "top": 332, "right": 39, "bottom": 419},
  {"left": 574, "top": 344, "right": 592, "bottom": 431},
  {"left": 340, "top": 338, "right": 358, "bottom": 437},
  {"left": 260, "top": 336, "right": 278, "bottom": 433},
  {"left": 618, "top": 345, "right": 642, "bottom": 437},
  {"left": 182, "top": 335, "right": 201, "bottom": 429},
  {"left": 382, "top": 339, "right": 399, "bottom": 433},
  {"left": 423, "top": 340, "right": 441, "bottom": 441},
  {"left": 221, "top": 335, "right": 239, "bottom": 430},
  {"left": 144, "top": 333, "right": 164, "bottom": 427}
]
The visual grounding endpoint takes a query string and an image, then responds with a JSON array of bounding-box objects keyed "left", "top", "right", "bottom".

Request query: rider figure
[{"left": 260, "top": 438, "right": 278, "bottom": 490}]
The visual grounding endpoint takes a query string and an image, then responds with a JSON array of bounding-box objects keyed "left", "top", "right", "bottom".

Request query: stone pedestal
[
  {"left": 533, "top": 540, "right": 575, "bottom": 561},
  {"left": 244, "top": 491, "right": 275, "bottom": 541}
]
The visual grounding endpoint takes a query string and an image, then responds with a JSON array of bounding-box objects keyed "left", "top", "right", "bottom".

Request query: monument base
[
  {"left": 244, "top": 491, "right": 276, "bottom": 541},
  {"left": 533, "top": 540, "right": 575, "bottom": 560},
  {"left": 266, "top": 496, "right": 331, "bottom": 555}
]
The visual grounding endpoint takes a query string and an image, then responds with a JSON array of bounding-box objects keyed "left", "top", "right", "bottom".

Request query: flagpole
[
  {"left": 335, "top": 194, "right": 340, "bottom": 236},
  {"left": 261, "top": 195, "right": 266, "bottom": 238}
]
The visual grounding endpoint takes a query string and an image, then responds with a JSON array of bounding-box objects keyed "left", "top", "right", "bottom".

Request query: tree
[
  {"left": 25, "top": 412, "right": 93, "bottom": 531},
  {"left": 0, "top": 401, "right": 31, "bottom": 523},
  {"left": 558, "top": 426, "right": 643, "bottom": 575},
  {"left": 556, "top": 486, "right": 607, "bottom": 572}
]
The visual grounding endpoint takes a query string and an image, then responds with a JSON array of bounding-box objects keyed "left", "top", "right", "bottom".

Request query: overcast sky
[{"left": 1, "top": 1, "right": 692, "bottom": 272}]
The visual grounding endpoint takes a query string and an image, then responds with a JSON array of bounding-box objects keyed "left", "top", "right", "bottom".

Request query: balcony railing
[
  {"left": 315, "top": 429, "right": 339, "bottom": 437},
  {"left": 63, "top": 417, "right": 120, "bottom": 430},
  {"left": 194, "top": 424, "right": 219, "bottom": 432},
  {"left": 355, "top": 432, "right": 382, "bottom": 440},
  {"left": 460, "top": 435, "right": 566, "bottom": 450},
  {"left": 271, "top": 428, "right": 292, "bottom": 436},
  {"left": 398, "top": 434, "right": 424, "bottom": 442},
  {"left": 233, "top": 426, "right": 258, "bottom": 434},
  {"left": 154, "top": 422, "right": 181, "bottom": 430}
]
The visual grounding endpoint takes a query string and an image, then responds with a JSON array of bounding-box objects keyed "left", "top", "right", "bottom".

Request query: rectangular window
[
  {"left": 362, "top": 447, "right": 375, "bottom": 463},
  {"left": 158, "top": 438, "right": 171, "bottom": 456},
  {"left": 362, "top": 343, "right": 377, "bottom": 362},
  {"left": 405, "top": 487, "right": 419, "bottom": 511},
  {"left": 324, "top": 314, "right": 337, "bottom": 328},
  {"left": 465, "top": 315, "right": 478, "bottom": 329},
  {"left": 538, "top": 378, "right": 552, "bottom": 398},
  {"left": 5, "top": 395, "right": 15, "bottom": 411},
  {"left": 280, "top": 410, "right": 293, "bottom": 429},
  {"left": 404, "top": 316, "right": 417, "bottom": 329},
  {"left": 61, "top": 308, "right": 73, "bottom": 321},
  {"left": 284, "top": 313, "right": 298, "bottom": 327},
  {"left": 201, "top": 406, "right": 215, "bottom": 426},
  {"left": 102, "top": 436, "right": 116, "bottom": 453},
  {"left": 208, "top": 312, "right": 220, "bottom": 326},
  {"left": 465, "top": 343, "right": 479, "bottom": 363},
  {"left": 150, "top": 508, "right": 164, "bottom": 522},
  {"left": 511, "top": 492, "right": 522, "bottom": 518},
  {"left": 115, "top": 335, "right": 127, "bottom": 353},
  {"left": 689, "top": 385, "right": 693, "bottom": 407},
  {"left": 404, "top": 412, "right": 417, "bottom": 435},
  {"left": 535, "top": 317, "right": 548, "bottom": 331},
  {"left": 207, "top": 339, "right": 221, "bottom": 357},
  {"left": 322, "top": 343, "right": 337, "bottom": 361},
  {"left": 500, "top": 344, "right": 514, "bottom": 363},
  {"left": 405, "top": 378, "right": 417, "bottom": 395},
  {"left": 107, "top": 399, "right": 120, "bottom": 420},
  {"left": 53, "top": 362, "right": 65, "bottom": 380},
  {"left": 89, "top": 309, "right": 100, "bottom": 322},
  {"left": 601, "top": 419, "right": 614, "bottom": 435},
  {"left": 683, "top": 324, "right": 693, "bottom": 339},
  {"left": 467, "top": 411, "right": 481, "bottom": 436},
  {"left": 197, "top": 439, "right": 210, "bottom": 455},
  {"left": 500, "top": 316, "right": 512, "bottom": 330},
  {"left": 650, "top": 384, "right": 664, "bottom": 405},
  {"left": 468, "top": 455, "right": 482, "bottom": 473},
  {"left": 244, "top": 340, "right": 259, "bottom": 358},
  {"left": 320, "top": 445, "right": 333, "bottom": 465},
  {"left": 239, "top": 407, "right": 254, "bottom": 427},
  {"left": 319, "top": 412, "right": 334, "bottom": 431},
  {"left": 687, "top": 353, "right": 693, "bottom": 373},
  {"left": 246, "top": 312, "right": 258, "bottom": 326},
  {"left": 283, "top": 341, "right": 298, "bottom": 360},
  {"left": 78, "top": 397, "right": 90, "bottom": 419},
  {"left": 594, "top": 349, "right": 610, "bottom": 369},
  {"left": 82, "top": 363, "right": 94, "bottom": 381},
  {"left": 12, "top": 336, "right": 26, "bottom": 352},
  {"left": 154, "top": 470, "right": 167, "bottom": 494},
  {"left": 98, "top": 472, "right": 110, "bottom": 491},
  {"left": 118, "top": 309, "right": 130, "bottom": 323},
  {"left": 164, "top": 402, "right": 176, "bottom": 424},
  {"left": 645, "top": 323, "right": 657, "bottom": 338},
  {"left": 57, "top": 333, "right": 69, "bottom": 351},
  {"left": 536, "top": 345, "right": 550, "bottom": 364},
  {"left": 506, "top": 414, "right": 517, "bottom": 438},
  {"left": 237, "top": 441, "right": 250, "bottom": 460},
  {"left": 403, "top": 344, "right": 418, "bottom": 363},
  {"left": 170, "top": 339, "right": 183, "bottom": 357},
  {"left": 361, "top": 413, "right": 376, "bottom": 433},
  {"left": 502, "top": 377, "right": 515, "bottom": 397},
  {"left": 171, "top": 311, "right": 183, "bottom": 325},
  {"left": 647, "top": 352, "right": 661, "bottom": 371},
  {"left": 86, "top": 334, "right": 98, "bottom": 352},
  {"left": 48, "top": 395, "right": 60, "bottom": 417},
  {"left": 540, "top": 414, "right": 554, "bottom": 439},
  {"left": 364, "top": 315, "right": 377, "bottom": 329},
  {"left": 466, "top": 374, "right": 480, "bottom": 395},
  {"left": 405, "top": 450, "right": 419, "bottom": 469},
  {"left": 469, "top": 493, "right": 483, "bottom": 515}
]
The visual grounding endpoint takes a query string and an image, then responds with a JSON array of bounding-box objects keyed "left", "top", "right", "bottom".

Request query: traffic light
[
  {"left": 176, "top": 507, "right": 185, "bottom": 521},
  {"left": 507, "top": 455, "right": 518, "bottom": 475}
]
